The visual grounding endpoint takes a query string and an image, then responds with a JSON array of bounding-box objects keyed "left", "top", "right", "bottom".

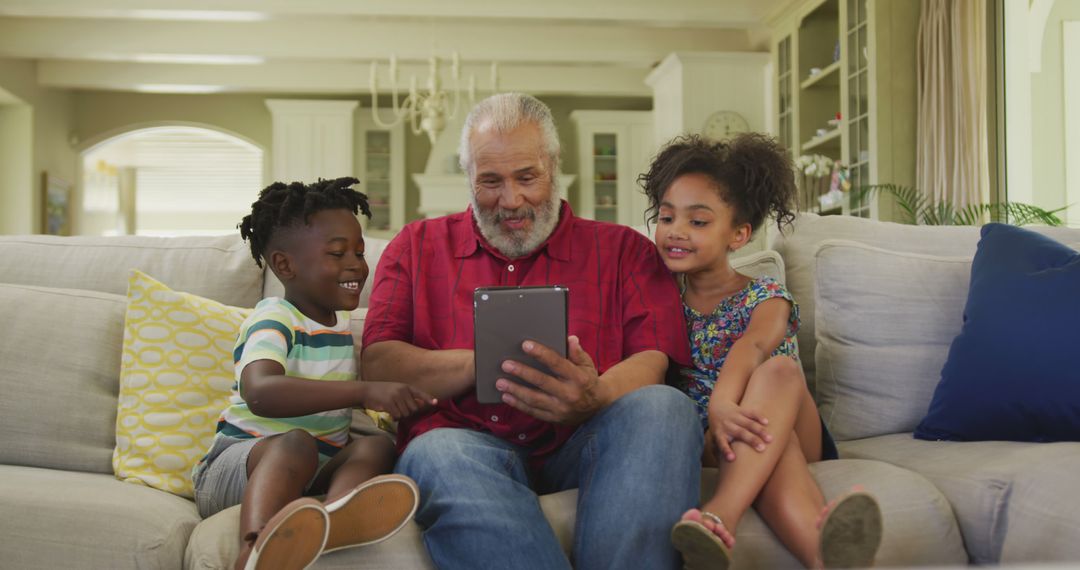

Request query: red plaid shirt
[{"left": 362, "top": 201, "right": 691, "bottom": 461}]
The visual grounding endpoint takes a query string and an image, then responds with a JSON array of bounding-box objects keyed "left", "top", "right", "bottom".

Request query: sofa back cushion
[
  {"left": 773, "top": 214, "right": 1080, "bottom": 396},
  {"left": 814, "top": 240, "right": 972, "bottom": 441},
  {"left": 0, "top": 234, "right": 263, "bottom": 308},
  {"left": 0, "top": 284, "right": 127, "bottom": 473}
]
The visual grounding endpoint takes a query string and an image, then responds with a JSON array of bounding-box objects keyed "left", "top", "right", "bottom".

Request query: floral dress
[
  {"left": 679, "top": 276, "right": 800, "bottom": 430},
  {"left": 677, "top": 276, "right": 839, "bottom": 460}
]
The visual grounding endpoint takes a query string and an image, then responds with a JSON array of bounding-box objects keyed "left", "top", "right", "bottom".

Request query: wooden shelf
[
  {"left": 802, "top": 128, "right": 841, "bottom": 151},
  {"left": 800, "top": 60, "right": 841, "bottom": 89}
]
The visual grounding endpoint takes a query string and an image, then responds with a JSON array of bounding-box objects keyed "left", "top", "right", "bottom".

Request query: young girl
[{"left": 641, "top": 134, "right": 883, "bottom": 569}]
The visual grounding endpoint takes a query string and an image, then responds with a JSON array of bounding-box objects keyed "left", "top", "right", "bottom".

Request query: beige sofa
[{"left": 1, "top": 213, "right": 1076, "bottom": 569}]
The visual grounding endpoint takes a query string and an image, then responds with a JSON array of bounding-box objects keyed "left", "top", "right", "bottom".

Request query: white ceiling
[{"left": 0, "top": 0, "right": 788, "bottom": 97}]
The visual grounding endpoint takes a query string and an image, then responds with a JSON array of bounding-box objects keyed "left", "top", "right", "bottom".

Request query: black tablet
[{"left": 473, "top": 286, "right": 569, "bottom": 405}]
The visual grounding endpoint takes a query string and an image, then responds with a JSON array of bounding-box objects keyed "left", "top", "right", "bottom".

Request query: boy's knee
[{"left": 274, "top": 428, "right": 318, "bottom": 456}]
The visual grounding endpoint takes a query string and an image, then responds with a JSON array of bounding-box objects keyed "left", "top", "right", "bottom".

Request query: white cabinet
[
  {"left": 356, "top": 112, "right": 405, "bottom": 239},
  {"left": 569, "top": 110, "right": 653, "bottom": 226},
  {"left": 265, "top": 99, "right": 357, "bottom": 185}
]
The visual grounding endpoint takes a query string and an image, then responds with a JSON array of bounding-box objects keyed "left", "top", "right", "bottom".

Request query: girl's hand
[
  {"left": 358, "top": 382, "right": 437, "bottom": 421},
  {"left": 707, "top": 399, "right": 771, "bottom": 461}
]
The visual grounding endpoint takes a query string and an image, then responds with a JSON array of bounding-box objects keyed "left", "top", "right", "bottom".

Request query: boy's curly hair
[
  {"left": 238, "top": 176, "right": 371, "bottom": 268},
  {"left": 638, "top": 133, "right": 797, "bottom": 233}
]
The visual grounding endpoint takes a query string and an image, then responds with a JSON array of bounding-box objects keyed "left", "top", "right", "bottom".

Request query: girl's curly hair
[
  {"left": 238, "top": 176, "right": 371, "bottom": 268},
  {"left": 638, "top": 133, "right": 797, "bottom": 233}
]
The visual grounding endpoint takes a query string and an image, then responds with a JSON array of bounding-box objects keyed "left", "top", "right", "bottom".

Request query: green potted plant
[{"left": 856, "top": 183, "right": 1066, "bottom": 227}]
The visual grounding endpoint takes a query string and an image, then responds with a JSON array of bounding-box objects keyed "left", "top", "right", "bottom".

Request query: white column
[
  {"left": 645, "top": 52, "right": 771, "bottom": 148},
  {"left": 265, "top": 99, "right": 358, "bottom": 184}
]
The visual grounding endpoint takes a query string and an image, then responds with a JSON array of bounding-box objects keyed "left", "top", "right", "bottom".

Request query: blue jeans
[{"left": 396, "top": 385, "right": 703, "bottom": 570}]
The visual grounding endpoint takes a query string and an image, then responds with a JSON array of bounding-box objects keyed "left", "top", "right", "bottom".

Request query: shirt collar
[{"left": 452, "top": 200, "right": 575, "bottom": 262}]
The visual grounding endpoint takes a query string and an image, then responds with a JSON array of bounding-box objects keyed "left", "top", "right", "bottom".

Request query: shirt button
[
  {"left": 490, "top": 415, "right": 499, "bottom": 422},
  {"left": 507, "top": 264, "right": 515, "bottom": 272},
  {"left": 518, "top": 433, "right": 527, "bottom": 441}
]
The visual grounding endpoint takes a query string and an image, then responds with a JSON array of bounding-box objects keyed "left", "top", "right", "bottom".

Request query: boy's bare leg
[
  {"left": 311, "top": 435, "right": 396, "bottom": 502},
  {"left": 697, "top": 356, "right": 809, "bottom": 537},
  {"left": 236, "top": 430, "right": 320, "bottom": 570}
]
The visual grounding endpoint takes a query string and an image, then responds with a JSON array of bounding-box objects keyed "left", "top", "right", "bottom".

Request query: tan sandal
[
  {"left": 671, "top": 511, "right": 732, "bottom": 570},
  {"left": 818, "top": 491, "right": 883, "bottom": 568}
]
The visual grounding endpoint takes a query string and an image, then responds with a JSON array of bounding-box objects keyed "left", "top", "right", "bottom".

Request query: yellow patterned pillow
[{"left": 113, "top": 270, "right": 250, "bottom": 498}]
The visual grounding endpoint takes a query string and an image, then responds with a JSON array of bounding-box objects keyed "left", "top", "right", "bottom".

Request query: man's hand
[
  {"left": 495, "top": 335, "right": 610, "bottom": 425},
  {"left": 358, "top": 381, "right": 437, "bottom": 421}
]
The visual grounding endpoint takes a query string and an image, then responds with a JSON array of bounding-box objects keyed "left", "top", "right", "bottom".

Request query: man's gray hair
[{"left": 458, "top": 92, "right": 561, "bottom": 176}]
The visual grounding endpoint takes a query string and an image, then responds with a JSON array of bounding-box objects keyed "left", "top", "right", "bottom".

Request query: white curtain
[{"left": 917, "top": 0, "right": 989, "bottom": 209}]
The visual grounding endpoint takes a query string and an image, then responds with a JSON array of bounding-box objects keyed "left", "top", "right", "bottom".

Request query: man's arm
[{"left": 361, "top": 340, "right": 474, "bottom": 401}]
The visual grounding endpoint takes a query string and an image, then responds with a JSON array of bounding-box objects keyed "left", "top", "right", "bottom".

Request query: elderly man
[{"left": 361, "top": 93, "right": 702, "bottom": 569}]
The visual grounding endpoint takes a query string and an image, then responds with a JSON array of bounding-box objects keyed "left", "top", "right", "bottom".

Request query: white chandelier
[{"left": 369, "top": 53, "right": 499, "bottom": 144}]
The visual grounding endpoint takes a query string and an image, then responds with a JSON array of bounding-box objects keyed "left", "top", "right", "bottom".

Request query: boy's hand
[
  {"left": 358, "top": 381, "right": 437, "bottom": 421},
  {"left": 707, "top": 399, "right": 771, "bottom": 462}
]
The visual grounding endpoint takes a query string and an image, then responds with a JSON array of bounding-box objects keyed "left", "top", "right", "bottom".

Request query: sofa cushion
[
  {"left": 705, "top": 458, "right": 966, "bottom": 568},
  {"left": 839, "top": 434, "right": 1080, "bottom": 563},
  {"left": 114, "top": 270, "right": 251, "bottom": 498},
  {"left": 813, "top": 240, "right": 971, "bottom": 441},
  {"left": 915, "top": 224, "right": 1080, "bottom": 443},
  {"left": 772, "top": 213, "right": 1080, "bottom": 396},
  {"left": 0, "top": 234, "right": 263, "bottom": 307},
  {"left": 0, "top": 284, "right": 126, "bottom": 473},
  {"left": 0, "top": 464, "right": 199, "bottom": 569},
  {"left": 184, "top": 489, "right": 578, "bottom": 569},
  {"left": 999, "top": 448, "right": 1080, "bottom": 563},
  {"left": 731, "top": 249, "right": 786, "bottom": 283}
]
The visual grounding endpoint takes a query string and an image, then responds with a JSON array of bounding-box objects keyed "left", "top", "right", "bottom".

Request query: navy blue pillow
[{"left": 914, "top": 223, "right": 1080, "bottom": 442}]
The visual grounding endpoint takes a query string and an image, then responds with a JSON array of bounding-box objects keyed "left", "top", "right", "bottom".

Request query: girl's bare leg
[{"left": 696, "top": 356, "right": 808, "bottom": 535}]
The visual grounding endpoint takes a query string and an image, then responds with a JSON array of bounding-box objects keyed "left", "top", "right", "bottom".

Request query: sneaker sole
[
  {"left": 323, "top": 474, "right": 419, "bottom": 553},
  {"left": 819, "top": 492, "right": 883, "bottom": 568},
  {"left": 247, "top": 498, "right": 329, "bottom": 570}
]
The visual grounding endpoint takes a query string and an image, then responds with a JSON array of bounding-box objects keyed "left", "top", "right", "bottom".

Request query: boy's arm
[
  {"left": 241, "top": 359, "right": 433, "bottom": 419},
  {"left": 361, "top": 341, "right": 474, "bottom": 401}
]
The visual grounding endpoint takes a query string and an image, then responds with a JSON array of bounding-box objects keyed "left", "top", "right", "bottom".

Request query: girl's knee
[{"left": 754, "top": 356, "right": 805, "bottom": 393}]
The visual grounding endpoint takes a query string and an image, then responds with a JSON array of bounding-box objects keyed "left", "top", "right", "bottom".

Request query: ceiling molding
[
  {"left": 0, "top": 0, "right": 783, "bottom": 28},
  {"left": 39, "top": 60, "right": 655, "bottom": 96}
]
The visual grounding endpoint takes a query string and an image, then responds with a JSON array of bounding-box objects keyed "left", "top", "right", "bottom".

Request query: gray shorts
[{"left": 192, "top": 435, "right": 261, "bottom": 519}]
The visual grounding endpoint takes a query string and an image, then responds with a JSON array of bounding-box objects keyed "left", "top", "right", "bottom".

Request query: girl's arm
[
  {"left": 709, "top": 297, "right": 793, "bottom": 405},
  {"left": 706, "top": 297, "right": 794, "bottom": 460}
]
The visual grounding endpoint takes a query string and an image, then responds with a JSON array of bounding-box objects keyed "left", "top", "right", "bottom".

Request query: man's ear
[
  {"left": 729, "top": 223, "right": 753, "bottom": 252},
  {"left": 268, "top": 249, "right": 295, "bottom": 281}
]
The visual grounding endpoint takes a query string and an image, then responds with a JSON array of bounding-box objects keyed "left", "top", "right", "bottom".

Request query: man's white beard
[{"left": 470, "top": 182, "right": 562, "bottom": 259}]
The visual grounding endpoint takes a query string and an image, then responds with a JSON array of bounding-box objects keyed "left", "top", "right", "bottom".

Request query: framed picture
[{"left": 42, "top": 171, "right": 72, "bottom": 236}]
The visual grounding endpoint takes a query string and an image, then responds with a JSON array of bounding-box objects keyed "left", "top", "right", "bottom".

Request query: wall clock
[{"left": 702, "top": 110, "right": 750, "bottom": 141}]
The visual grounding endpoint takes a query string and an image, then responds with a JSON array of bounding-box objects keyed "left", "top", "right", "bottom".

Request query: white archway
[{"left": 78, "top": 123, "right": 265, "bottom": 236}]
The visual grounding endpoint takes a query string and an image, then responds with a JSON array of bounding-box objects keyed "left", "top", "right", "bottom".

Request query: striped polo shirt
[{"left": 213, "top": 297, "right": 355, "bottom": 460}]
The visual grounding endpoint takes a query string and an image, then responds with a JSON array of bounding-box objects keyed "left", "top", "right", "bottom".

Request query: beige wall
[
  {"left": 70, "top": 91, "right": 650, "bottom": 226},
  {"left": 0, "top": 58, "right": 75, "bottom": 234},
  {"left": 1030, "top": 1, "right": 1080, "bottom": 212}
]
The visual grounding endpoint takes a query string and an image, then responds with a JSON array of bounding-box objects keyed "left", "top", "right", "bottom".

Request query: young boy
[{"left": 192, "top": 177, "right": 436, "bottom": 570}]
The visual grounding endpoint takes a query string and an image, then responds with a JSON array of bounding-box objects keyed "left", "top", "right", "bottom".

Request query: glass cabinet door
[
  {"left": 592, "top": 132, "right": 618, "bottom": 223},
  {"left": 845, "top": 0, "right": 871, "bottom": 217},
  {"left": 364, "top": 130, "right": 393, "bottom": 232}
]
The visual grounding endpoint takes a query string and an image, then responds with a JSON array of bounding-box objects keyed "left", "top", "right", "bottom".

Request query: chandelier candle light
[{"left": 369, "top": 53, "right": 499, "bottom": 144}]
